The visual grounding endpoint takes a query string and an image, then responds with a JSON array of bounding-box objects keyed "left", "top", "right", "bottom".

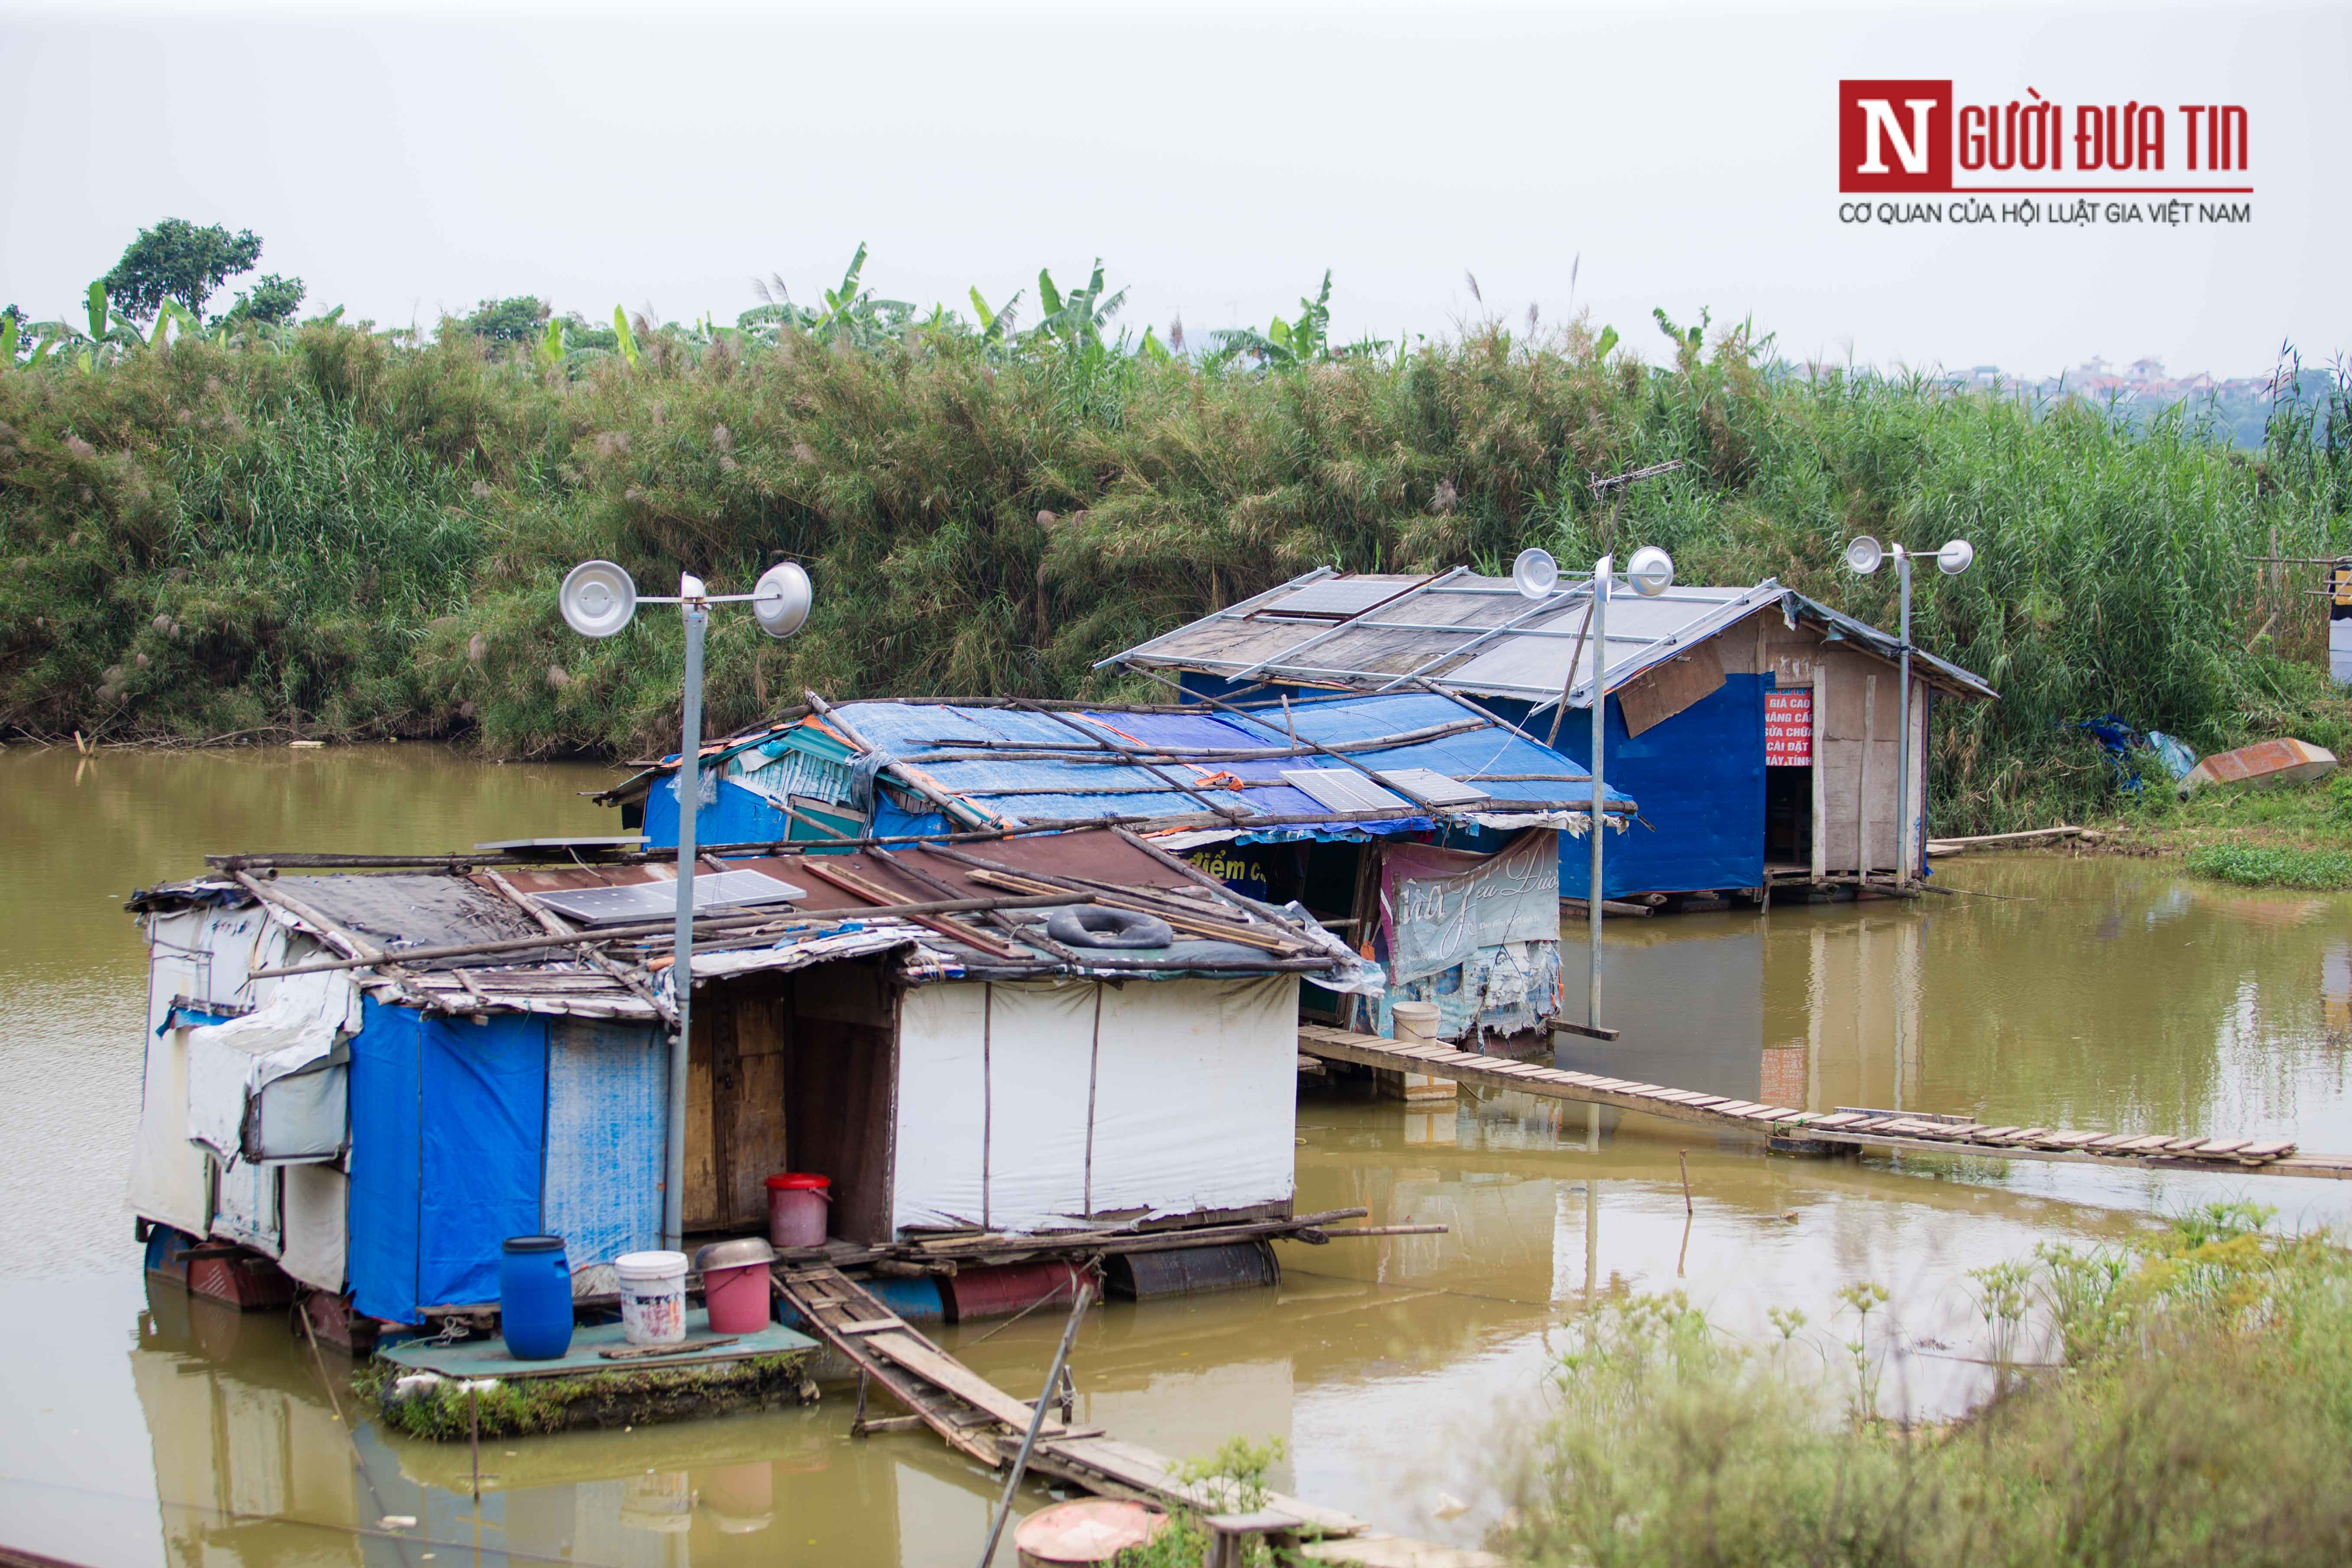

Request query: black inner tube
[{"left": 1045, "top": 905, "right": 1177, "bottom": 949}]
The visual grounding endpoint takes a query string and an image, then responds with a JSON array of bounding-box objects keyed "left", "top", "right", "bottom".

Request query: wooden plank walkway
[
  {"left": 773, "top": 1265, "right": 1438, "bottom": 1555},
  {"left": 1298, "top": 1024, "right": 2352, "bottom": 1180}
]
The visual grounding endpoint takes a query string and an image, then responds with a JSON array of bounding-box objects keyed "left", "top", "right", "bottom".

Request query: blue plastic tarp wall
[
  {"left": 348, "top": 1000, "right": 667, "bottom": 1324},
  {"left": 642, "top": 775, "right": 793, "bottom": 851},
  {"left": 1173, "top": 673, "right": 1770, "bottom": 899}
]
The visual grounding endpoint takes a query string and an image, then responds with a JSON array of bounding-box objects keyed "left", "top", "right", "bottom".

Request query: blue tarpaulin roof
[{"left": 831, "top": 692, "right": 1631, "bottom": 835}]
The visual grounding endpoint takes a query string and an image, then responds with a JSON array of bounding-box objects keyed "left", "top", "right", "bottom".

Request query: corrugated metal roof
[{"left": 1106, "top": 570, "right": 1998, "bottom": 705}]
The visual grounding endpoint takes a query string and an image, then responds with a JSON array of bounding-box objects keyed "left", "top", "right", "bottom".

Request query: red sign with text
[{"left": 1765, "top": 690, "right": 1812, "bottom": 765}]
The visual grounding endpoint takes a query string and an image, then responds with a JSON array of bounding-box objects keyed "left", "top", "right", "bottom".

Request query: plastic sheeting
[
  {"left": 349, "top": 999, "right": 549, "bottom": 1323},
  {"left": 281, "top": 1164, "right": 348, "bottom": 1292},
  {"left": 184, "top": 969, "right": 360, "bottom": 1165},
  {"left": 542, "top": 1018, "right": 665, "bottom": 1280},
  {"left": 130, "top": 912, "right": 228, "bottom": 1236},
  {"left": 1378, "top": 832, "right": 1560, "bottom": 983},
  {"left": 642, "top": 773, "right": 792, "bottom": 851},
  {"left": 642, "top": 692, "right": 1631, "bottom": 845},
  {"left": 891, "top": 976, "right": 1297, "bottom": 1235},
  {"left": 1373, "top": 831, "right": 1563, "bottom": 1039}
]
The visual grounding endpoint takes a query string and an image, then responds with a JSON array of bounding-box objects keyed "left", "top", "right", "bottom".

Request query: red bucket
[{"left": 764, "top": 1173, "right": 832, "bottom": 1249}]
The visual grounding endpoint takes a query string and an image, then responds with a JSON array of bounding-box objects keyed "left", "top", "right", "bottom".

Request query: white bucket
[
  {"left": 614, "top": 1250, "right": 688, "bottom": 1345},
  {"left": 1391, "top": 1001, "right": 1442, "bottom": 1042}
]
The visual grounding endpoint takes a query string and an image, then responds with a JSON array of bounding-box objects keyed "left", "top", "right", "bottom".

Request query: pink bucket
[
  {"left": 704, "top": 1264, "right": 773, "bottom": 1334},
  {"left": 765, "top": 1173, "right": 832, "bottom": 1249}
]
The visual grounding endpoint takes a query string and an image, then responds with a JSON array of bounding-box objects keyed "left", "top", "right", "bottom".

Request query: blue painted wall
[{"left": 1491, "top": 676, "right": 1770, "bottom": 898}]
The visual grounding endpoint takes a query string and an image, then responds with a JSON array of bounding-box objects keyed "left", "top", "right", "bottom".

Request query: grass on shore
[
  {"left": 2106, "top": 767, "right": 2352, "bottom": 889},
  {"left": 1502, "top": 1203, "right": 2352, "bottom": 1568}
]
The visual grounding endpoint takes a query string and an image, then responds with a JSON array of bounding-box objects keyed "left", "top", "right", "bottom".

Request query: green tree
[
  {"left": 101, "top": 218, "right": 266, "bottom": 323},
  {"left": 221, "top": 273, "right": 306, "bottom": 326},
  {"left": 457, "top": 296, "right": 552, "bottom": 344}
]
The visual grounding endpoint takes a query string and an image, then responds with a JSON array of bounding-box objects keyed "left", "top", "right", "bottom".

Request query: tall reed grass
[{"left": 1, "top": 307, "right": 2344, "bottom": 832}]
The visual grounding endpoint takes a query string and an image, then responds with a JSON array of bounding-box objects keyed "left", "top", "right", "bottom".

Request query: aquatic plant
[
  {"left": 352, "top": 1349, "right": 817, "bottom": 1439},
  {"left": 1505, "top": 1208, "right": 2352, "bottom": 1567},
  {"left": 1, "top": 252, "right": 2345, "bottom": 838},
  {"left": 2182, "top": 841, "right": 2352, "bottom": 890}
]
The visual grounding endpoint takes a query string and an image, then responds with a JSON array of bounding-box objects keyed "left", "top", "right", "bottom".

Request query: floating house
[
  {"left": 597, "top": 691, "right": 1637, "bottom": 1039},
  {"left": 125, "top": 828, "right": 1376, "bottom": 1329},
  {"left": 1104, "top": 570, "right": 1999, "bottom": 901}
]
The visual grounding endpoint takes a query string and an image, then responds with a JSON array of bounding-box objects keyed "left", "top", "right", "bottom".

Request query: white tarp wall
[
  {"left": 130, "top": 906, "right": 286, "bottom": 1239},
  {"left": 129, "top": 903, "right": 358, "bottom": 1291},
  {"left": 892, "top": 975, "right": 1298, "bottom": 1235}
]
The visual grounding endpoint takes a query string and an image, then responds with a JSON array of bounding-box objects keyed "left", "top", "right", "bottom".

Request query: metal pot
[{"left": 692, "top": 1236, "right": 779, "bottom": 1274}]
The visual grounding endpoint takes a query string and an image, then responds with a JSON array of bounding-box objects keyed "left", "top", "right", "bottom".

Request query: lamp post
[
  {"left": 1842, "top": 536, "right": 1972, "bottom": 883},
  {"left": 560, "top": 557, "right": 812, "bottom": 1252},
  {"left": 1513, "top": 542, "right": 1677, "bottom": 1037}
]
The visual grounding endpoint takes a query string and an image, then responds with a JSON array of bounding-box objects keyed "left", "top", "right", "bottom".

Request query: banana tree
[
  {"left": 1208, "top": 271, "right": 1339, "bottom": 369},
  {"left": 968, "top": 286, "right": 1023, "bottom": 347},
  {"left": 1027, "top": 261, "right": 1126, "bottom": 352}
]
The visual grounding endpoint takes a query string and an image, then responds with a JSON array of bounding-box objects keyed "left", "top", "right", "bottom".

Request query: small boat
[{"left": 2178, "top": 738, "right": 2339, "bottom": 795}]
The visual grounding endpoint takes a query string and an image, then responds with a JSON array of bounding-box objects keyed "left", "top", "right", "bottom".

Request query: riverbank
[
  {"left": 4, "top": 306, "right": 2348, "bottom": 835},
  {"left": 2101, "top": 769, "right": 2352, "bottom": 889}
]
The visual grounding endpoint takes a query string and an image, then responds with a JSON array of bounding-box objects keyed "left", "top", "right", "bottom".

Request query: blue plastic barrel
[{"left": 499, "top": 1235, "right": 574, "bottom": 1359}]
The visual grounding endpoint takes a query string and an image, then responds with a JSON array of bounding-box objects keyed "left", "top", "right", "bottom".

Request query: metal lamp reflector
[
  {"left": 1625, "top": 545, "right": 1676, "bottom": 599},
  {"left": 1511, "top": 548, "right": 1561, "bottom": 600},
  {"left": 753, "top": 561, "right": 813, "bottom": 639},
  {"left": 560, "top": 560, "right": 638, "bottom": 638}
]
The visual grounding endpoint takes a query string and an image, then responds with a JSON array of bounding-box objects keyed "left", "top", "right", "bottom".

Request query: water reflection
[
  {"left": 1561, "top": 861, "right": 2352, "bottom": 1163},
  {"left": 12, "top": 747, "right": 2352, "bottom": 1565}
]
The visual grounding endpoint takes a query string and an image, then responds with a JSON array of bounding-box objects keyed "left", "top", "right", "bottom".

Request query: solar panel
[
  {"left": 1373, "top": 768, "right": 1491, "bottom": 807},
  {"left": 1280, "top": 768, "right": 1414, "bottom": 813},
  {"left": 535, "top": 869, "right": 810, "bottom": 926},
  {"left": 1263, "top": 579, "right": 1419, "bottom": 618}
]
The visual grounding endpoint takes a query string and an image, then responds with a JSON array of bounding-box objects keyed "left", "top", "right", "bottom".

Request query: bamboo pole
[{"left": 245, "top": 893, "right": 1080, "bottom": 977}]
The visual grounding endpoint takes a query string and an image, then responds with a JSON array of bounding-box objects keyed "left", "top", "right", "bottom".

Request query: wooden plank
[
  {"left": 861, "top": 1332, "right": 1047, "bottom": 1429},
  {"left": 684, "top": 1014, "right": 721, "bottom": 1230},
  {"left": 837, "top": 1317, "right": 910, "bottom": 1336},
  {"left": 1618, "top": 641, "right": 1726, "bottom": 738}
]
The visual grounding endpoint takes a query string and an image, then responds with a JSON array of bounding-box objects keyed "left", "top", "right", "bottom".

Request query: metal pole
[
  {"left": 977, "top": 1282, "right": 1095, "bottom": 1568},
  {"left": 1895, "top": 549, "right": 1913, "bottom": 886},
  {"left": 665, "top": 580, "right": 707, "bottom": 1254},
  {"left": 1588, "top": 555, "right": 1610, "bottom": 1032}
]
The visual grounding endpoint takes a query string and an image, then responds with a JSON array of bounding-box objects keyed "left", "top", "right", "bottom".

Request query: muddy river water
[{"left": 5, "top": 745, "right": 2351, "bottom": 1566}]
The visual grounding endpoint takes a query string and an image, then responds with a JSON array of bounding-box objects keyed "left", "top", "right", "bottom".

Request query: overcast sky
[{"left": 2, "top": 0, "right": 2341, "bottom": 379}]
